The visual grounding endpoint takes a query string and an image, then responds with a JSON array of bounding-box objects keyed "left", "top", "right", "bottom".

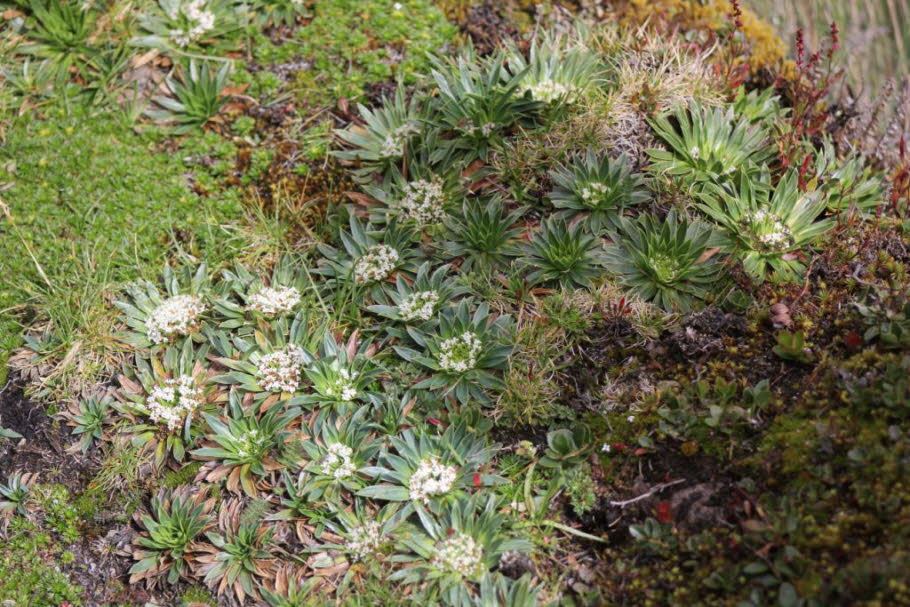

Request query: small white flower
[
  {"left": 346, "top": 521, "right": 382, "bottom": 559},
  {"left": 235, "top": 427, "right": 269, "bottom": 459},
  {"left": 409, "top": 456, "right": 457, "bottom": 503},
  {"left": 463, "top": 122, "right": 497, "bottom": 137},
  {"left": 379, "top": 122, "right": 420, "bottom": 158},
  {"left": 321, "top": 442, "right": 357, "bottom": 480},
  {"left": 437, "top": 331, "right": 482, "bottom": 373},
  {"left": 167, "top": 0, "right": 216, "bottom": 47},
  {"left": 601, "top": 443, "right": 611, "bottom": 453},
  {"left": 398, "top": 290, "right": 440, "bottom": 322},
  {"left": 393, "top": 2, "right": 403, "bottom": 9},
  {"left": 247, "top": 285, "right": 301, "bottom": 316},
  {"left": 432, "top": 533, "right": 484, "bottom": 577},
  {"left": 323, "top": 367, "right": 359, "bottom": 402},
  {"left": 579, "top": 181, "right": 609, "bottom": 205},
  {"left": 523, "top": 79, "right": 575, "bottom": 103},
  {"left": 353, "top": 244, "right": 400, "bottom": 284},
  {"left": 627, "top": 415, "right": 635, "bottom": 423},
  {"left": 256, "top": 345, "right": 308, "bottom": 393},
  {"left": 398, "top": 176, "right": 447, "bottom": 225},
  {"left": 146, "top": 294, "right": 207, "bottom": 344},
  {"left": 747, "top": 210, "right": 793, "bottom": 251},
  {"left": 146, "top": 375, "right": 202, "bottom": 430}
]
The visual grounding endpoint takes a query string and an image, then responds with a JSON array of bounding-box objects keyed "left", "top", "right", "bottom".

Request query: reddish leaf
[
  {"left": 655, "top": 501, "right": 673, "bottom": 523},
  {"left": 844, "top": 331, "right": 863, "bottom": 350}
]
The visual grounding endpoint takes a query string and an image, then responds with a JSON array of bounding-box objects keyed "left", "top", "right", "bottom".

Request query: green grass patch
[
  {"left": 255, "top": 0, "right": 457, "bottom": 105},
  {"left": 0, "top": 107, "right": 246, "bottom": 374}
]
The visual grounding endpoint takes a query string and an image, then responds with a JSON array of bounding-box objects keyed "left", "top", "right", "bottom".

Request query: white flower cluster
[
  {"left": 354, "top": 245, "right": 400, "bottom": 284},
  {"left": 146, "top": 294, "right": 207, "bottom": 344},
  {"left": 166, "top": 0, "right": 215, "bottom": 48},
  {"left": 749, "top": 210, "right": 794, "bottom": 251},
  {"left": 579, "top": 182, "right": 610, "bottom": 205},
  {"left": 409, "top": 456, "right": 457, "bottom": 503},
  {"left": 247, "top": 285, "right": 301, "bottom": 316},
  {"left": 437, "top": 331, "right": 482, "bottom": 373},
  {"left": 324, "top": 368, "right": 358, "bottom": 401},
  {"left": 235, "top": 428, "right": 269, "bottom": 460},
  {"left": 398, "top": 290, "right": 439, "bottom": 322},
  {"left": 432, "top": 533, "right": 484, "bottom": 576},
  {"left": 524, "top": 79, "right": 575, "bottom": 103},
  {"left": 320, "top": 442, "right": 357, "bottom": 480},
  {"left": 463, "top": 122, "right": 497, "bottom": 138},
  {"left": 380, "top": 122, "right": 420, "bottom": 158},
  {"left": 346, "top": 521, "right": 382, "bottom": 559},
  {"left": 398, "top": 177, "right": 447, "bottom": 225},
  {"left": 256, "top": 345, "right": 308, "bottom": 393},
  {"left": 146, "top": 375, "right": 202, "bottom": 431}
]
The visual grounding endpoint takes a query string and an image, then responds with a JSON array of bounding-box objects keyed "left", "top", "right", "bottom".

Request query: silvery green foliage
[
  {"left": 604, "top": 210, "right": 721, "bottom": 311},
  {"left": 394, "top": 301, "right": 513, "bottom": 404},
  {"left": 520, "top": 216, "right": 607, "bottom": 289},
  {"left": 548, "top": 149, "right": 649, "bottom": 233},
  {"left": 647, "top": 101, "right": 774, "bottom": 190},
  {"left": 698, "top": 168, "right": 834, "bottom": 281}
]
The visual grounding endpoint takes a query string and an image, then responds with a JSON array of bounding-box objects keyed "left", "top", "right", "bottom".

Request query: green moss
[
  {"left": 0, "top": 517, "right": 83, "bottom": 605},
  {"left": 287, "top": 0, "right": 456, "bottom": 105},
  {"left": 29, "top": 484, "right": 81, "bottom": 543},
  {"left": 162, "top": 461, "right": 203, "bottom": 489},
  {"left": 181, "top": 585, "right": 218, "bottom": 606}
]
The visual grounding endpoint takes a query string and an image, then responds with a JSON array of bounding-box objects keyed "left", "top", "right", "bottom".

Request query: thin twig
[{"left": 609, "top": 479, "right": 686, "bottom": 508}]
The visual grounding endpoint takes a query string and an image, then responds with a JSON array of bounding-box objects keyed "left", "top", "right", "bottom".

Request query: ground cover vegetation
[{"left": 1, "top": 0, "right": 910, "bottom": 605}]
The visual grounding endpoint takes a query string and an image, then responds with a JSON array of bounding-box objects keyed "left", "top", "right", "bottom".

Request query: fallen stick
[{"left": 609, "top": 479, "right": 686, "bottom": 508}]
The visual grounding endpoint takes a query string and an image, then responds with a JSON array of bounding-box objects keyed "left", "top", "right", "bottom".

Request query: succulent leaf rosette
[
  {"left": 129, "top": 486, "right": 215, "bottom": 586},
  {"left": 135, "top": 0, "right": 243, "bottom": 54},
  {"left": 334, "top": 86, "right": 424, "bottom": 182},
  {"left": 698, "top": 169, "right": 834, "bottom": 281},
  {"left": 115, "top": 341, "right": 220, "bottom": 467},
  {"left": 291, "top": 407, "right": 381, "bottom": 500},
  {"left": 367, "top": 262, "right": 468, "bottom": 333},
  {"left": 429, "top": 48, "right": 543, "bottom": 165},
  {"left": 193, "top": 500, "right": 277, "bottom": 603},
  {"left": 116, "top": 264, "right": 211, "bottom": 349},
  {"left": 443, "top": 197, "right": 524, "bottom": 271},
  {"left": 316, "top": 215, "right": 422, "bottom": 301},
  {"left": 394, "top": 301, "right": 512, "bottom": 404},
  {"left": 390, "top": 495, "right": 533, "bottom": 604},
  {"left": 520, "top": 216, "right": 607, "bottom": 289},
  {"left": 506, "top": 34, "right": 603, "bottom": 107},
  {"left": 604, "top": 210, "right": 722, "bottom": 312},
  {"left": 284, "top": 332, "right": 382, "bottom": 413},
  {"left": 209, "top": 310, "right": 323, "bottom": 408},
  {"left": 548, "top": 149, "right": 649, "bottom": 233},
  {"left": 192, "top": 391, "right": 297, "bottom": 497},
  {"left": 213, "top": 257, "right": 312, "bottom": 332},
  {"left": 647, "top": 101, "right": 774, "bottom": 190},
  {"left": 357, "top": 425, "right": 502, "bottom": 507}
]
